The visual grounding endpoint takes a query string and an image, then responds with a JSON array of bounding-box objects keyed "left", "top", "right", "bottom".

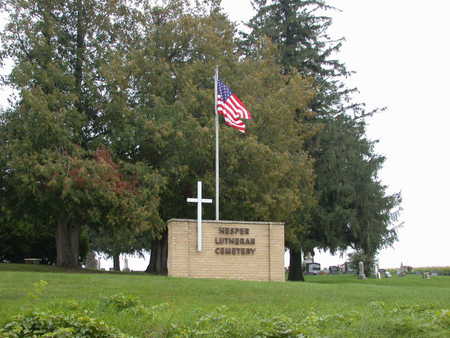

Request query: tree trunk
[
  {"left": 288, "top": 247, "right": 304, "bottom": 281},
  {"left": 113, "top": 254, "right": 121, "bottom": 271},
  {"left": 146, "top": 229, "right": 168, "bottom": 275},
  {"left": 364, "top": 262, "right": 371, "bottom": 277},
  {"left": 56, "top": 218, "right": 80, "bottom": 268}
]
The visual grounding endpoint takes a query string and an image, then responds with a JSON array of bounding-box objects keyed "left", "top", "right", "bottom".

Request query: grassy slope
[{"left": 1, "top": 264, "right": 449, "bottom": 336}]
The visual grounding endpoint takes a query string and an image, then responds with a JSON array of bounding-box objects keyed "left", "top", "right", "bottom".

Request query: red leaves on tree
[
  {"left": 93, "top": 147, "right": 137, "bottom": 195},
  {"left": 59, "top": 147, "right": 138, "bottom": 195}
]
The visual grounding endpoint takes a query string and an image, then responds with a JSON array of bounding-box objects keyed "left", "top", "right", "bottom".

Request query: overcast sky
[{"left": 2, "top": 1, "right": 449, "bottom": 270}]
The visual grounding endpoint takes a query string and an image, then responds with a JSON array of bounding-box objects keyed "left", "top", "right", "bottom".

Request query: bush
[
  {"left": 101, "top": 293, "right": 140, "bottom": 311},
  {"left": 0, "top": 311, "right": 129, "bottom": 338}
]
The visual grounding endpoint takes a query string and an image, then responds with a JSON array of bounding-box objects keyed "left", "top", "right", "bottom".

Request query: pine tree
[{"left": 244, "top": 0, "right": 401, "bottom": 280}]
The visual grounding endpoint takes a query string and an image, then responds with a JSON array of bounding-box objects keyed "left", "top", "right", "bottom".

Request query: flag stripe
[
  {"left": 217, "top": 106, "right": 246, "bottom": 132},
  {"left": 216, "top": 78, "right": 251, "bottom": 133},
  {"left": 230, "top": 94, "right": 251, "bottom": 120},
  {"left": 227, "top": 96, "right": 246, "bottom": 119},
  {"left": 218, "top": 103, "right": 240, "bottom": 120}
]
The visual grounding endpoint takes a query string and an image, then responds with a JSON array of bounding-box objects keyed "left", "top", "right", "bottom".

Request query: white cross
[{"left": 187, "top": 181, "right": 213, "bottom": 252}]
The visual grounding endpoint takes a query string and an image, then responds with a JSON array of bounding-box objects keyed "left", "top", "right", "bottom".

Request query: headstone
[
  {"left": 85, "top": 251, "right": 98, "bottom": 270},
  {"left": 373, "top": 264, "right": 381, "bottom": 279},
  {"left": 329, "top": 266, "right": 339, "bottom": 274},
  {"left": 398, "top": 262, "right": 408, "bottom": 276},
  {"left": 358, "top": 261, "right": 367, "bottom": 279},
  {"left": 305, "top": 262, "right": 321, "bottom": 275},
  {"left": 122, "top": 256, "right": 130, "bottom": 272},
  {"left": 397, "top": 269, "right": 407, "bottom": 277}
]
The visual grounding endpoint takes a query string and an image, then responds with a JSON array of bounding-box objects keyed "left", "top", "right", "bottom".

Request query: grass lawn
[{"left": 0, "top": 263, "right": 449, "bottom": 337}]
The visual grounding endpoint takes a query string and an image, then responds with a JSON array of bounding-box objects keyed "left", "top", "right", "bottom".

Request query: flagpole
[{"left": 214, "top": 66, "right": 219, "bottom": 221}]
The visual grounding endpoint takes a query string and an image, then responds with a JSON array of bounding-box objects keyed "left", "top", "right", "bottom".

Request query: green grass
[{"left": 1, "top": 263, "right": 449, "bottom": 337}]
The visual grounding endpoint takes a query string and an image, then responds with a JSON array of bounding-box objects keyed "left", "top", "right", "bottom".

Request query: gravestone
[
  {"left": 122, "top": 256, "right": 130, "bottom": 272},
  {"left": 358, "top": 261, "right": 367, "bottom": 279},
  {"left": 373, "top": 264, "right": 381, "bottom": 279},
  {"left": 85, "top": 251, "right": 98, "bottom": 270},
  {"left": 329, "top": 266, "right": 340, "bottom": 274},
  {"left": 422, "top": 272, "right": 431, "bottom": 279}
]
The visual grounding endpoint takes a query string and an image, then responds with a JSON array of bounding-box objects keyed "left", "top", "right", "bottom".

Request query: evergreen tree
[
  {"left": 244, "top": 0, "right": 401, "bottom": 280},
  {"left": 0, "top": 0, "right": 163, "bottom": 267}
]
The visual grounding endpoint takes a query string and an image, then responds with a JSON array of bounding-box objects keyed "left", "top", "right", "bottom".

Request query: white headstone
[
  {"left": 123, "top": 256, "right": 130, "bottom": 272},
  {"left": 374, "top": 264, "right": 381, "bottom": 279},
  {"left": 187, "top": 181, "right": 213, "bottom": 252}
]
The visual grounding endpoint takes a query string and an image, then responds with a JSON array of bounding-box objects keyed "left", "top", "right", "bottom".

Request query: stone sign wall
[{"left": 167, "top": 219, "right": 285, "bottom": 281}]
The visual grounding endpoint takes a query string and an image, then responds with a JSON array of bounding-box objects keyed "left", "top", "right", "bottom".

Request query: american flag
[{"left": 217, "top": 79, "right": 252, "bottom": 133}]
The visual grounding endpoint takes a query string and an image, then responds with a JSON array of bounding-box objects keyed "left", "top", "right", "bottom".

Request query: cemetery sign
[{"left": 167, "top": 219, "right": 284, "bottom": 281}]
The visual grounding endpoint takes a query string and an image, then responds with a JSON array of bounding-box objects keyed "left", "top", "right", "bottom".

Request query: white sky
[{"left": 2, "top": 1, "right": 449, "bottom": 270}]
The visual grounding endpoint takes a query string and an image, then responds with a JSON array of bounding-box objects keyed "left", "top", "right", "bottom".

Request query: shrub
[
  {"left": 27, "top": 280, "right": 48, "bottom": 300},
  {"left": 101, "top": 293, "right": 140, "bottom": 311},
  {"left": 0, "top": 311, "right": 129, "bottom": 338}
]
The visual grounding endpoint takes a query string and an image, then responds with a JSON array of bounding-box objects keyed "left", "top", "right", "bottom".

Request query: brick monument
[{"left": 167, "top": 219, "right": 285, "bottom": 281}]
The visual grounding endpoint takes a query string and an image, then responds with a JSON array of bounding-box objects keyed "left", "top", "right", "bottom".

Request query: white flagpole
[{"left": 214, "top": 66, "right": 219, "bottom": 221}]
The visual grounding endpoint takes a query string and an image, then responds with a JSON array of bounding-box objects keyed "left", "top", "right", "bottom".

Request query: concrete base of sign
[{"left": 167, "top": 219, "right": 285, "bottom": 282}]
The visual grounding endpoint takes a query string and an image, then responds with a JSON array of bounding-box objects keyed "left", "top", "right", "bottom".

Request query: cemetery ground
[{"left": 0, "top": 264, "right": 449, "bottom": 337}]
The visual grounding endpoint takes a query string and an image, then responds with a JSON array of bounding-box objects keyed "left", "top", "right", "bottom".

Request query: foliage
[
  {"left": 126, "top": 0, "right": 316, "bottom": 224},
  {"left": 3, "top": 303, "right": 447, "bottom": 338},
  {"left": 255, "top": 315, "right": 305, "bottom": 337},
  {"left": 244, "top": 0, "right": 352, "bottom": 114},
  {"left": 0, "top": 311, "right": 129, "bottom": 338},
  {"left": 0, "top": 216, "right": 56, "bottom": 264},
  {"left": 0, "top": 0, "right": 401, "bottom": 275},
  {"left": 0, "top": 0, "right": 164, "bottom": 267},
  {"left": 0, "top": 0, "right": 319, "bottom": 271},
  {"left": 1, "top": 267, "right": 450, "bottom": 337},
  {"left": 347, "top": 250, "right": 376, "bottom": 274},
  {"left": 117, "top": 0, "right": 318, "bottom": 272},
  {"left": 27, "top": 280, "right": 48, "bottom": 300},
  {"left": 167, "top": 303, "right": 450, "bottom": 337},
  {"left": 169, "top": 306, "right": 242, "bottom": 337},
  {"left": 243, "top": 0, "right": 402, "bottom": 281},
  {"left": 101, "top": 294, "right": 140, "bottom": 312}
]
